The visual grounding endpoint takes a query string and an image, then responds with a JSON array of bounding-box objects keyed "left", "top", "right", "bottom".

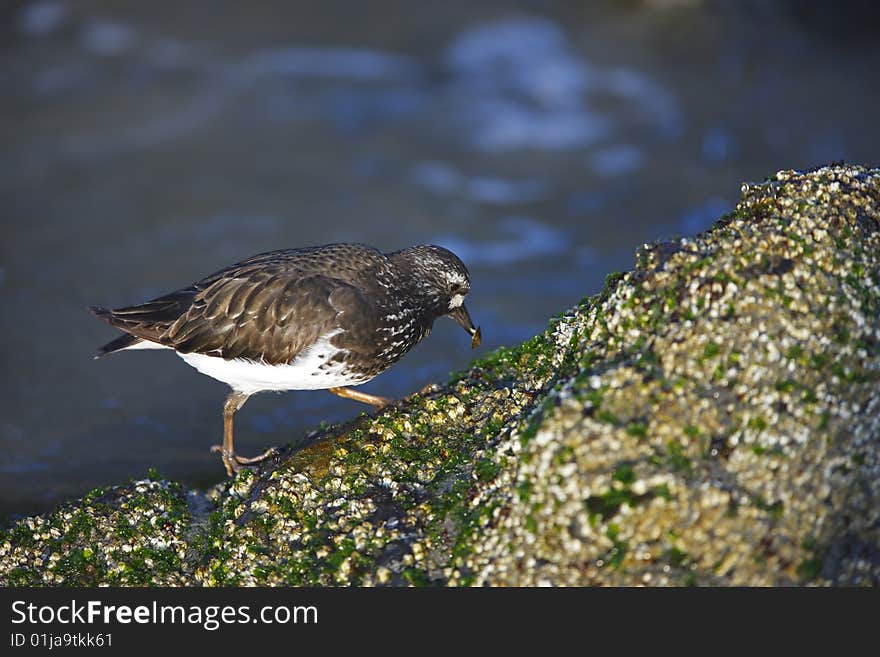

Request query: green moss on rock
[{"left": 1, "top": 480, "right": 190, "bottom": 586}]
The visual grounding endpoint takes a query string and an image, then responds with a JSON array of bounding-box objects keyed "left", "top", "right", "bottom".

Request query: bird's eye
[{"left": 450, "top": 283, "right": 463, "bottom": 294}]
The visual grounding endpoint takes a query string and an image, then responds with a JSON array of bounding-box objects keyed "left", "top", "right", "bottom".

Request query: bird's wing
[
  {"left": 161, "top": 268, "right": 376, "bottom": 364},
  {"left": 92, "top": 245, "right": 390, "bottom": 362}
]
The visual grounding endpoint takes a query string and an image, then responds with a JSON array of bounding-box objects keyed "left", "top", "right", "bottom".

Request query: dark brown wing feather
[
  {"left": 165, "top": 272, "right": 367, "bottom": 363},
  {"left": 92, "top": 245, "right": 389, "bottom": 363}
]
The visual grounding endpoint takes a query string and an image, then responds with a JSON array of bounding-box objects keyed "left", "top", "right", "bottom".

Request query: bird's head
[{"left": 391, "top": 244, "right": 481, "bottom": 348}]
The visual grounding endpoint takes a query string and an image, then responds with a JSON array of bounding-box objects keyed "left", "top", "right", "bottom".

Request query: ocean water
[{"left": 3, "top": 0, "right": 879, "bottom": 518}]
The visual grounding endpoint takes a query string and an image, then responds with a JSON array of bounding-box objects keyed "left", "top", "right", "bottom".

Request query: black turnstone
[{"left": 90, "top": 243, "right": 481, "bottom": 475}]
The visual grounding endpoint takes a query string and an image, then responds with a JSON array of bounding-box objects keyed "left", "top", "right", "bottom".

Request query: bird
[{"left": 90, "top": 243, "right": 481, "bottom": 476}]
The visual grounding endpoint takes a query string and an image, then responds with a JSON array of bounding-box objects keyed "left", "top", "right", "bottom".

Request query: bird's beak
[{"left": 449, "top": 304, "right": 481, "bottom": 348}]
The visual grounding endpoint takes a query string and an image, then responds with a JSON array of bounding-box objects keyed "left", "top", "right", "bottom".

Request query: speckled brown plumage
[{"left": 93, "top": 244, "right": 474, "bottom": 375}]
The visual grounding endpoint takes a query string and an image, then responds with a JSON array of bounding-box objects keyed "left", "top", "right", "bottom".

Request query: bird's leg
[
  {"left": 211, "top": 391, "right": 249, "bottom": 476},
  {"left": 210, "top": 391, "right": 276, "bottom": 476},
  {"left": 328, "top": 386, "right": 390, "bottom": 410}
]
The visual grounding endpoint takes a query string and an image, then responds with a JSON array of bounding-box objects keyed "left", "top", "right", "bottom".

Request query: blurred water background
[{"left": 2, "top": 0, "right": 879, "bottom": 518}]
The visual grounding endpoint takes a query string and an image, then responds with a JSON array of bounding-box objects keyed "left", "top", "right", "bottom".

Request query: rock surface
[{"left": 2, "top": 164, "right": 878, "bottom": 586}]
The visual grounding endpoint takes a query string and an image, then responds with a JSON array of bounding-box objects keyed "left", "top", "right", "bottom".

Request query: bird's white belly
[{"left": 175, "top": 334, "right": 368, "bottom": 394}]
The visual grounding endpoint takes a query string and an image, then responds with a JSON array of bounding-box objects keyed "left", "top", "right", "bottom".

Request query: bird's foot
[{"left": 210, "top": 445, "right": 278, "bottom": 476}]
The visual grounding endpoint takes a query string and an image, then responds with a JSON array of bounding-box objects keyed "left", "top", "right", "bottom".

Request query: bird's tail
[
  {"left": 90, "top": 288, "right": 194, "bottom": 358},
  {"left": 94, "top": 333, "right": 143, "bottom": 359},
  {"left": 90, "top": 305, "right": 143, "bottom": 358}
]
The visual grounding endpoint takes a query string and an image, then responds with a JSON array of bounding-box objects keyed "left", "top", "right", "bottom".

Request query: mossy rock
[
  {"left": 2, "top": 164, "right": 878, "bottom": 586},
  {"left": 0, "top": 480, "right": 191, "bottom": 586}
]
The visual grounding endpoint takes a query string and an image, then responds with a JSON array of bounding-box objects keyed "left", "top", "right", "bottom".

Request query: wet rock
[{"left": 2, "top": 164, "right": 878, "bottom": 586}]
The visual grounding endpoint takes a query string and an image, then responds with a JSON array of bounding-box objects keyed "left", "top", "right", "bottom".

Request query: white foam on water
[
  {"left": 445, "top": 16, "right": 682, "bottom": 151},
  {"left": 590, "top": 144, "right": 645, "bottom": 177},
  {"left": 17, "top": 1, "right": 68, "bottom": 38},
  {"left": 412, "top": 161, "right": 548, "bottom": 205},
  {"left": 447, "top": 18, "right": 588, "bottom": 107},
  {"left": 79, "top": 19, "right": 137, "bottom": 57},
  {"left": 436, "top": 216, "right": 568, "bottom": 266},
  {"left": 466, "top": 176, "right": 547, "bottom": 204}
]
